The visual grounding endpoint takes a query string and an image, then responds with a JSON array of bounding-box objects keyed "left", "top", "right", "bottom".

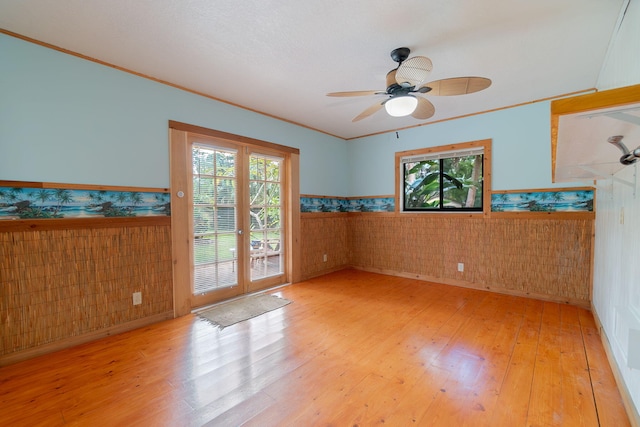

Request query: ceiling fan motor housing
[
  {"left": 386, "top": 69, "right": 413, "bottom": 96},
  {"left": 390, "top": 47, "right": 411, "bottom": 63}
]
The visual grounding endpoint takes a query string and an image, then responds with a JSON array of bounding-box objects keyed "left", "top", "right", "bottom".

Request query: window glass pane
[
  {"left": 191, "top": 144, "right": 238, "bottom": 295},
  {"left": 266, "top": 159, "right": 280, "bottom": 181},
  {"left": 442, "top": 155, "right": 483, "bottom": 209},
  {"left": 266, "top": 206, "right": 281, "bottom": 229},
  {"left": 249, "top": 153, "right": 283, "bottom": 280},
  {"left": 250, "top": 231, "right": 266, "bottom": 249},
  {"left": 250, "top": 156, "right": 265, "bottom": 180},
  {"left": 216, "top": 232, "right": 236, "bottom": 261},
  {"left": 266, "top": 183, "right": 280, "bottom": 204},
  {"left": 193, "top": 147, "right": 215, "bottom": 176},
  {"left": 217, "top": 207, "right": 236, "bottom": 232},
  {"left": 216, "top": 151, "right": 235, "bottom": 177},
  {"left": 250, "top": 181, "right": 265, "bottom": 205},
  {"left": 267, "top": 231, "right": 281, "bottom": 246},
  {"left": 215, "top": 178, "right": 236, "bottom": 204},
  {"left": 193, "top": 206, "right": 216, "bottom": 235},
  {"left": 404, "top": 159, "right": 441, "bottom": 209},
  {"left": 193, "top": 176, "right": 215, "bottom": 204},
  {"left": 250, "top": 207, "right": 265, "bottom": 229},
  {"left": 401, "top": 147, "right": 484, "bottom": 212},
  {"left": 193, "top": 236, "right": 216, "bottom": 265}
]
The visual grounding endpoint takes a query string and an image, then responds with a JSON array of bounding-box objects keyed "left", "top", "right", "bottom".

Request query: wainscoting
[
  {"left": 300, "top": 213, "right": 351, "bottom": 277},
  {"left": 0, "top": 221, "right": 173, "bottom": 363},
  {"left": 301, "top": 213, "right": 594, "bottom": 307},
  {"left": 3, "top": 208, "right": 593, "bottom": 364}
]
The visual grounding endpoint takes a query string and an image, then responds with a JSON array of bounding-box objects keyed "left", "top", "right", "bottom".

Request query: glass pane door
[
  {"left": 192, "top": 144, "right": 239, "bottom": 296},
  {"left": 248, "top": 153, "right": 284, "bottom": 282},
  {"left": 170, "top": 127, "right": 294, "bottom": 314}
]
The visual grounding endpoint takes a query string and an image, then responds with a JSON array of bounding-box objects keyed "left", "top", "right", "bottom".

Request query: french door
[{"left": 171, "top": 126, "right": 292, "bottom": 311}]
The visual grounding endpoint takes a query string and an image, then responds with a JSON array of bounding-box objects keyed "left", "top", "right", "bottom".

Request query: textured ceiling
[{"left": 0, "top": 0, "right": 626, "bottom": 139}]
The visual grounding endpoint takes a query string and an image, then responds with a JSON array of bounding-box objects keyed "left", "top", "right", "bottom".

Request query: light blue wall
[
  {"left": 348, "top": 101, "right": 572, "bottom": 196},
  {"left": 2, "top": 33, "right": 574, "bottom": 198},
  {"left": 0, "top": 34, "right": 349, "bottom": 196}
]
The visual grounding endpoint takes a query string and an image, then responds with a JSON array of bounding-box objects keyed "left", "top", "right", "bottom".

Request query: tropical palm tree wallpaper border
[
  {"left": 1, "top": 185, "right": 592, "bottom": 219},
  {"left": 300, "top": 189, "right": 594, "bottom": 214},
  {"left": 491, "top": 189, "right": 594, "bottom": 212},
  {"left": 0, "top": 186, "right": 171, "bottom": 219},
  {"left": 300, "top": 196, "right": 394, "bottom": 213}
]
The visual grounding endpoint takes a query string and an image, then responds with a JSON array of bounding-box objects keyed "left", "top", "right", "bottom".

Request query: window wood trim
[
  {"left": 169, "top": 120, "right": 300, "bottom": 155},
  {"left": 394, "top": 139, "right": 492, "bottom": 216}
]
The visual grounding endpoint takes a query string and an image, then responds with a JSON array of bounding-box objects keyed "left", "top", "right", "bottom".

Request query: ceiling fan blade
[
  {"left": 327, "top": 90, "right": 384, "bottom": 97},
  {"left": 352, "top": 101, "right": 385, "bottom": 122},
  {"left": 395, "top": 56, "right": 433, "bottom": 87},
  {"left": 411, "top": 97, "right": 436, "bottom": 120},
  {"left": 422, "top": 77, "right": 491, "bottom": 96}
]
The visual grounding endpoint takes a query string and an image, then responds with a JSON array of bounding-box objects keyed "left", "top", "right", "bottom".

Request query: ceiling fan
[{"left": 327, "top": 47, "right": 491, "bottom": 122}]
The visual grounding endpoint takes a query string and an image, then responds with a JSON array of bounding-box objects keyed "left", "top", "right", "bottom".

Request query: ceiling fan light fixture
[
  {"left": 385, "top": 95, "right": 418, "bottom": 117},
  {"left": 327, "top": 47, "right": 491, "bottom": 123}
]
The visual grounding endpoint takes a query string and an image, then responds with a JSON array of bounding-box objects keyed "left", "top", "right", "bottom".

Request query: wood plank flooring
[{"left": 0, "top": 269, "right": 631, "bottom": 426}]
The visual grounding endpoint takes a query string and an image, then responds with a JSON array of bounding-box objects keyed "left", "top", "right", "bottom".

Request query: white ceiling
[{"left": 0, "top": 0, "right": 626, "bottom": 140}]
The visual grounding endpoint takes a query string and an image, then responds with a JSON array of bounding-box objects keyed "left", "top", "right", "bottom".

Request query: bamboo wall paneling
[
  {"left": 299, "top": 187, "right": 594, "bottom": 302},
  {"left": 300, "top": 213, "right": 350, "bottom": 279},
  {"left": 344, "top": 215, "right": 593, "bottom": 307},
  {"left": 0, "top": 224, "right": 173, "bottom": 363},
  {"left": 2, "top": 186, "right": 596, "bottom": 360}
]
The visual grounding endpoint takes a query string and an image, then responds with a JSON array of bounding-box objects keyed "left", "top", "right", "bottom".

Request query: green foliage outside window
[{"left": 403, "top": 154, "right": 483, "bottom": 211}]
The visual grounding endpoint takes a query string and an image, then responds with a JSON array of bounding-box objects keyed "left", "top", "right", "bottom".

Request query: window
[{"left": 396, "top": 139, "right": 491, "bottom": 213}]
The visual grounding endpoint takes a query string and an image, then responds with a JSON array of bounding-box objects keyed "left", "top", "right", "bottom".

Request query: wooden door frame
[
  {"left": 189, "top": 137, "right": 247, "bottom": 308},
  {"left": 169, "top": 121, "right": 301, "bottom": 317}
]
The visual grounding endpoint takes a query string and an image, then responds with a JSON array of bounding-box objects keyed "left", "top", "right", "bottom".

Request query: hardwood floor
[{"left": 0, "top": 270, "right": 631, "bottom": 426}]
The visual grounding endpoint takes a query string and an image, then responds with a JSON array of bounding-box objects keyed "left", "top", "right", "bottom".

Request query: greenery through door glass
[
  {"left": 192, "top": 146, "right": 237, "bottom": 266},
  {"left": 403, "top": 154, "right": 483, "bottom": 211},
  {"left": 249, "top": 154, "right": 284, "bottom": 279}
]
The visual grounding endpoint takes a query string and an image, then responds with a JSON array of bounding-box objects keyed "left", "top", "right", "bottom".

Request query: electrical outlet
[
  {"left": 323, "top": 254, "right": 328, "bottom": 262},
  {"left": 133, "top": 292, "right": 142, "bottom": 305},
  {"left": 457, "top": 263, "right": 464, "bottom": 272}
]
